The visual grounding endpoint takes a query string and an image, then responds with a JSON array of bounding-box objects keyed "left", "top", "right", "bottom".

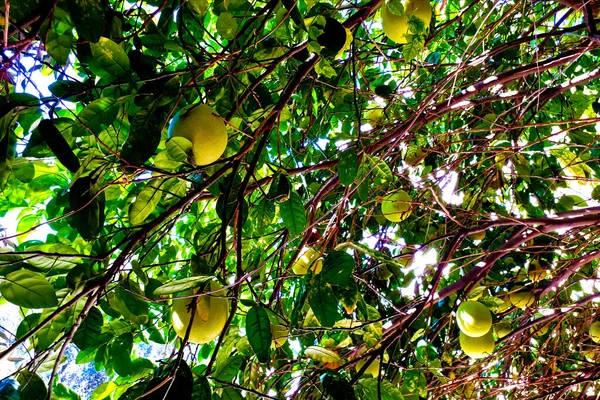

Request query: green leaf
[
  {"left": 17, "top": 371, "right": 47, "bottom": 400},
  {"left": 214, "top": 355, "right": 243, "bottom": 381},
  {"left": 52, "top": 383, "right": 82, "bottom": 400},
  {"left": 68, "top": 176, "right": 106, "bottom": 240},
  {"left": 36, "top": 305, "right": 75, "bottom": 351},
  {"left": 129, "top": 178, "right": 165, "bottom": 225},
  {"left": 222, "top": 388, "right": 244, "bottom": 400},
  {"left": 13, "top": 160, "right": 35, "bottom": 183},
  {"left": 192, "top": 377, "right": 212, "bottom": 399},
  {"left": 73, "top": 307, "right": 103, "bottom": 350},
  {"left": 37, "top": 119, "right": 80, "bottom": 172},
  {"left": 112, "top": 285, "right": 149, "bottom": 325},
  {"left": 0, "top": 270, "right": 58, "bottom": 308},
  {"left": 356, "top": 155, "right": 392, "bottom": 201},
  {"left": 251, "top": 198, "right": 275, "bottom": 235},
  {"left": 121, "top": 108, "right": 161, "bottom": 166},
  {"left": 90, "top": 37, "right": 131, "bottom": 77},
  {"left": 403, "top": 34, "right": 425, "bottom": 62},
  {"left": 246, "top": 305, "right": 272, "bottom": 363},
  {"left": 153, "top": 275, "right": 214, "bottom": 296},
  {"left": 71, "top": 97, "right": 120, "bottom": 137},
  {"left": 166, "top": 136, "right": 193, "bottom": 162},
  {"left": 66, "top": 0, "right": 106, "bottom": 43},
  {"left": 109, "top": 333, "right": 133, "bottom": 376},
  {"left": 308, "top": 275, "right": 341, "bottom": 327},
  {"left": 315, "top": 59, "right": 337, "bottom": 78},
  {"left": 321, "top": 251, "right": 354, "bottom": 288},
  {"left": 16, "top": 313, "right": 41, "bottom": 340},
  {"left": 217, "top": 12, "right": 238, "bottom": 40},
  {"left": 45, "top": 29, "right": 72, "bottom": 66},
  {"left": 322, "top": 373, "right": 357, "bottom": 400},
  {"left": 338, "top": 148, "right": 358, "bottom": 186},
  {"left": 0, "top": 109, "right": 18, "bottom": 189},
  {"left": 187, "top": 0, "right": 209, "bottom": 16},
  {"left": 90, "top": 381, "right": 117, "bottom": 400},
  {"left": 356, "top": 377, "right": 403, "bottom": 400},
  {"left": 279, "top": 191, "right": 306, "bottom": 238}
]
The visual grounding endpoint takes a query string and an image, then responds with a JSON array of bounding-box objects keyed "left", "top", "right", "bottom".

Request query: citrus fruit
[
  {"left": 528, "top": 260, "right": 549, "bottom": 282},
  {"left": 381, "top": 189, "right": 412, "bottom": 222},
  {"left": 292, "top": 248, "right": 323, "bottom": 275},
  {"left": 456, "top": 301, "right": 492, "bottom": 337},
  {"left": 171, "top": 281, "right": 229, "bottom": 344},
  {"left": 469, "top": 230, "right": 486, "bottom": 241},
  {"left": 509, "top": 291, "right": 535, "bottom": 309},
  {"left": 590, "top": 321, "right": 600, "bottom": 343},
  {"left": 381, "top": 0, "right": 432, "bottom": 44},
  {"left": 381, "top": 4, "right": 409, "bottom": 44},
  {"left": 496, "top": 296, "right": 511, "bottom": 313},
  {"left": 168, "top": 104, "right": 228, "bottom": 166},
  {"left": 270, "top": 324, "right": 288, "bottom": 347},
  {"left": 459, "top": 330, "right": 495, "bottom": 359}
]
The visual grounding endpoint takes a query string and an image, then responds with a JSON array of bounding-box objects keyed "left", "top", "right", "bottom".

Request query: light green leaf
[
  {"left": 403, "top": 34, "right": 425, "bottom": 62},
  {"left": 214, "top": 355, "right": 243, "bottom": 381},
  {"left": 129, "top": 179, "right": 165, "bottom": 225},
  {"left": 90, "top": 382, "right": 117, "bottom": 400},
  {"left": 166, "top": 136, "right": 193, "bottom": 162},
  {"left": 153, "top": 276, "right": 215, "bottom": 296},
  {"left": 315, "top": 59, "right": 337, "bottom": 78},
  {"left": 0, "top": 270, "right": 59, "bottom": 308},
  {"left": 90, "top": 37, "right": 130, "bottom": 77},
  {"left": 217, "top": 12, "right": 238, "bottom": 40},
  {"left": 356, "top": 378, "right": 404, "bottom": 400}
]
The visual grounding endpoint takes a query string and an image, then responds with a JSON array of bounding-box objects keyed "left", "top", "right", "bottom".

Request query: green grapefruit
[
  {"left": 459, "top": 330, "right": 495, "bottom": 359},
  {"left": 381, "top": 189, "right": 412, "bottom": 222},
  {"left": 456, "top": 301, "right": 492, "bottom": 338},
  {"left": 292, "top": 248, "right": 323, "bottom": 275}
]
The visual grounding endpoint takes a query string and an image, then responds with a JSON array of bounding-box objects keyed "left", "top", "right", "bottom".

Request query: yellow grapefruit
[
  {"left": 270, "top": 324, "right": 289, "bottom": 347},
  {"left": 456, "top": 301, "right": 492, "bottom": 338},
  {"left": 171, "top": 281, "right": 229, "bottom": 344},
  {"left": 381, "top": 189, "right": 412, "bottom": 222},
  {"left": 590, "top": 321, "right": 600, "bottom": 343},
  {"left": 292, "top": 248, "right": 323, "bottom": 275},
  {"left": 168, "top": 104, "right": 228, "bottom": 166},
  {"left": 509, "top": 291, "right": 535, "bottom": 309},
  {"left": 459, "top": 330, "right": 495, "bottom": 359},
  {"left": 381, "top": 4, "right": 409, "bottom": 44}
]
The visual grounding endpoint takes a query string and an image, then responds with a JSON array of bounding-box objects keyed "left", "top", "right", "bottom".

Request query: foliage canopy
[{"left": 1, "top": 0, "right": 600, "bottom": 398}]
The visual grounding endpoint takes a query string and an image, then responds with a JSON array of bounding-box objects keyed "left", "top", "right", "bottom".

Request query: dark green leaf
[
  {"left": 17, "top": 371, "right": 47, "bottom": 400},
  {"left": 338, "top": 148, "right": 358, "bottom": 186},
  {"left": 121, "top": 108, "right": 161, "bottom": 166},
  {"left": 246, "top": 306, "right": 272, "bottom": 363},
  {"left": 45, "top": 29, "right": 72, "bottom": 65},
  {"left": 68, "top": 176, "right": 105, "bottom": 239},
  {"left": 356, "top": 378, "right": 403, "bottom": 400},
  {"left": 73, "top": 307, "right": 103, "bottom": 350},
  {"left": 322, "top": 373, "right": 357, "bottom": 400},
  {"left": 109, "top": 333, "right": 133, "bottom": 376},
  {"left": 279, "top": 191, "right": 306, "bottom": 238},
  {"left": 321, "top": 251, "right": 354, "bottom": 288},
  {"left": 213, "top": 355, "right": 243, "bottom": 381},
  {"left": 66, "top": 0, "right": 106, "bottom": 43},
  {"left": 37, "top": 119, "right": 80, "bottom": 172},
  {"left": 308, "top": 275, "right": 341, "bottom": 327}
]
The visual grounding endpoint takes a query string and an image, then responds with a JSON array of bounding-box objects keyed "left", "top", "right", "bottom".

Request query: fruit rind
[
  {"left": 509, "top": 291, "right": 535, "bottom": 309},
  {"left": 292, "top": 248, "right": 323, "bottom": 275},
  {"left": 456, "top": 301, "right": 492, "bottom": 338},
  {"left": 590, "top": 321, "right": 600, "bottom": 343},
  {"left": 381, "top": 189, "right": 412, "bottom": 222},
  {"left": 168, "top": 104, "right": 228, "bottom": 166},
  {"left": 460, "top": 330, "right": 495, "bottom": 359},
  {"left": 171, "top": 281, "right": 229, "bottom": 344}
]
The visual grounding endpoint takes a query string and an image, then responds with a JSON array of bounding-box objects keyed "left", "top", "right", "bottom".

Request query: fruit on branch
[
  {"left": 528, "top": 260, "right": 549, "bottom": 282},
  {"left": 381, "top": 0, "right": 432, "bottom": 44},
  {"left": 404, "top": 147, "right": 425, "bottom": 166},
  {"left": 292, "top": 247, "right": 323, "bottom": 275},
  {"left": 456, "top": 301, "right": 492, "bottom": 338},
  {"left": 459, "top": 330, "right": 495, "bottom": 359},
  {"left": 590, "top": 321, "right": 600, "bottom": 343},
  {"left": 509, "top": 291, "right": 535, "bottom": 309},
  {"left": 496, "top": 296, "right": 511, "bottom": 313},
  {"left": 168, "top": 104, "right": 228, "bottom": 166},
  {"left": 469, "top": 230, "right": 486, "bottom": 241},
  {"left": 381, "top": 4, "right": 409, "bottom": 44},
  {"left": 171, "top": 281, "right": 229, "bottom": 344},
  {"left": 381, "top": 189, "right": 412, "bottom": 222},
  {"left": 270, "top": 324, "right": 289, "bottom": 347}
]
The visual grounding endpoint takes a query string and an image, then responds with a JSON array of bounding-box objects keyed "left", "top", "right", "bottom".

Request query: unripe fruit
[
  {"left": 469, "top": 230, "right": 486, "bottom": 241},
  {"left": 168, "top": 104, "right": 228, "bottom": 166},
  {"left": 292, "top": 248, "right": 323, "bottom": 275},
  {"left": 456, "top": 301, "right": 492, "bottom": 338},
  {"left": 381, "top": 190, "right": 412, "bottom": 222},
  {"left": 381, "top": 5, "right": 409, "bottom": 44},
  {"left": 510, "top": 291, "right": 535, "bottom": 309},
  {"left": 459, "top": 330, "right": 495, "bottom": 359},
  {"left": 171, "top": 281, "right": 229, "bottom": 344},
  {"left": 494, "top": 321, "right": 512, "bottom": 338},
  {"left": 590, "top": 321, "right": 600, "bottom": 343}
]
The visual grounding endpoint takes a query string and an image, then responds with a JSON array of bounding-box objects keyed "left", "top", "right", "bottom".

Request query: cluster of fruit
[{"left": 456, "top": 301, "right": 494, "bottom": 358}]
